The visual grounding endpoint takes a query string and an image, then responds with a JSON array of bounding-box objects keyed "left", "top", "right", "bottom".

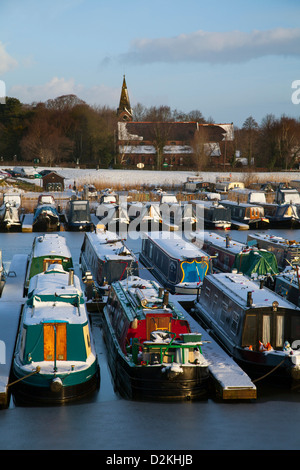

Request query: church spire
[{"left": 117, "top": 75, "right": 133, "bottom": 121}]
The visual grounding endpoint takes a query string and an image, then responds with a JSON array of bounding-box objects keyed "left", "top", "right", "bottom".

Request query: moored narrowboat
[
  {"left": 193, "top": 272, "right": 300, "bottom": 384},
  {"left": 247, "top": 233, "right": 300, "bottom": 270},
  {"left": 65, "top": 199, "right": 94, "bottom": 231},
  {"left": 194, "top": 231, "right": 278, "bottom": 279},
  {"left": 24, "top": 233, "right": 73, "bottom": 294},
  {"left": 12, "top": 264, "right": 100, "bottom": 404},
  {"left": 0, "top": 193, "right": 22, "bottom": 232},
  {"left": 220, "top": 200, "right": 269, "bottom": 229},
  {"left": 274, "top": 267, "right": 300, "bottom": 307},
  {"left": 188, "top": 200, "right": 231, "bottom": 230},
  {"left": 80, "top": 227, "right": 139, "bottom": 296},
  {"left": 139, "top": 232, "right": 212, "bottom": 294},
  {"left": 103, "top": 275, "right": 209, "bottom": 401},
  {"left": 33, "top": 194, "right": 61, "bottom": 232}
]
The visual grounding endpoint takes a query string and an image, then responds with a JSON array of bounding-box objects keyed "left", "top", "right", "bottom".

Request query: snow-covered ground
[{"left": 2, "top": 166, "right": 300, "bottom": 191}]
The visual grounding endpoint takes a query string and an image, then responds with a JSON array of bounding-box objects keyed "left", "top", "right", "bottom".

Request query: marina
[{"left": 0, "top": 229, "right": 300, "bottom": 451}]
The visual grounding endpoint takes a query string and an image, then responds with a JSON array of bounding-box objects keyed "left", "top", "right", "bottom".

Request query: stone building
[{"left": 116, "top": 76, "right": 234, "bottom": 169}]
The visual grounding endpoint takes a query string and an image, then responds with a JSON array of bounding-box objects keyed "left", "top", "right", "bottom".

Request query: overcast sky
[{"left": 1, "top": 0, "right": 300, "bottom": 127}]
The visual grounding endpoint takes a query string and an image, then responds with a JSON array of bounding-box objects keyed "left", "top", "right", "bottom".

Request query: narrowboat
[
  {"left": 65, "top": 199, "right": 94, "bottom": 231},
  {"left": 274, "top": 267, "right": 300, "bottom": 307},
  {"left": 24, "top": 233, "right": 73, "bottom": 294},
  {"left": 255, "top": 203, "right": 300, "bottom": 228},
  {"left": 193, "top": 272, "right": 300, "bottom": 384},
  {"left": 220, "top": 200, "right": 269, "bottom": 229},
  {"left": 32, "top": 194, "right": 61, "bottom": 232},
  {"left": 80, "top": 227, "right": 139, "bottom": 295},
  {"left": 188, "top": 200, "right": 231, "bottom": 230},
  {"left": 127, "top": 201, "right": 161, "bottom": 232},
  {"left": 139, "top": 232, "right": 212, "bottom": 294},
  {"left": 193, "top": 231, "right": 278, "bottom": 279},
  {"left": 96, "top": 193, "right": 129, "bottom": 232},
  {"left": 247, "top": 233, "right": 300, "bottom": 271},
  {"left": 12, "top": 264, "right": 100, "bottom": 404},
  {"left": 102, "top": 275, "right": 209, "bottom": 401},
  {"left": 0, "top": 192, "right": 22, "bottom": 232}
]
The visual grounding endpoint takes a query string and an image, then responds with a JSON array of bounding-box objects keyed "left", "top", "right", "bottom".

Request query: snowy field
[{"left": 2, "top": 166, "right": 300, "bottom": 191}]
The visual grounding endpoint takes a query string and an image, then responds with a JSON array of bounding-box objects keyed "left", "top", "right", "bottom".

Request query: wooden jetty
[
  {"left": 0, "top": 254, "right": 27, "bottom": 408},
  {"left": 171, "top": 295, "right": 257, "bottom": 400}
]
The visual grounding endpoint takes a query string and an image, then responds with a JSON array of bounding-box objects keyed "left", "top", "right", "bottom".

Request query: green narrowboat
[
  {"left": 12, "top": 263, "right": 100, "bottom": 404},
  {"left": 24, "top": 234, "right": 73, "bottom": 294}
]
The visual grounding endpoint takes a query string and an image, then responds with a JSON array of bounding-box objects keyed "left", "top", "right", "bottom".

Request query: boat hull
[
  {"left": 102, "top": 316, "right": 209, "bottom": 401},
  {"left": 11, "top": 362, "right": 100, "bottom": 405}
]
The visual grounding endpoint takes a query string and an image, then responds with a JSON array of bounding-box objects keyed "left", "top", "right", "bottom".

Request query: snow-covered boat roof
[
  {"left": 143, "top": 232, "right": 210, "bottom": 260},
  {"left": 25, "top": 264, "right": 87, "bottom": 325},
  {"left": 204, "top": 272, "right": 299, "bottom": 310},
  {"left": 201, "top": 231, "right": 246, "bottom": 254},
  {"left": 249, "top": 232, "right": 300, "bottom": 247},
  {"left": 32, "top": 234, "right": 72, "bottom": 259},
  {"left": 86, "top": 229, "right": 137, "bottom": 262}
]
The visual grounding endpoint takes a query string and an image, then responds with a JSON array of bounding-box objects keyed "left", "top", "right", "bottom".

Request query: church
[{"left": 116, "top": 76, "right": 234, "bottom": 170}]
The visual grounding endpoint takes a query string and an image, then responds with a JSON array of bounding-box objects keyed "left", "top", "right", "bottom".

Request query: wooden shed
[{"left": 42, "top": 172, "right": 65, "bottom": 191}]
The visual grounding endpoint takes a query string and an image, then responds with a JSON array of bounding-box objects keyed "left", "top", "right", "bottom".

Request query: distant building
[
  {"left": 116, "top": 76, "right": 234, "bottom": 169},
  {"left": 42, "top": 171, "right": 65, "bottom": 191}
]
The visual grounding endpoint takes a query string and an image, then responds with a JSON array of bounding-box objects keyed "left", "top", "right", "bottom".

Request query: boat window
[
  {"left": 290, "top": 316, "right": 300, "bottom": 345},
  {"left": 169, "top": 259, "right": 178, "bottom": 283},
  {"left": 262, "top": 315, "right": 271, "bottom": 344},
  {"left": 204, "top": 286, "right": 210, "bottom": 299},
  {"left": 276, "top": 315, "right": 284, "bottom": 348},
  {"left": 19, "top": 328, "right": 27, "bottom": 362},
  {"left": 230, "top": 311, "right": 239, "bottom": 335},
  {"left": 220, "top": 301, "right": 228, "bottom": 324},
  {"left": 242, "top": 314, "right": 257, "bottom": 348},
  {"left": 212, "top": 294, "right": 218, "bottom": 316},
  {"left": 149, "top": 243, "right": 153, "bottom": 259}
]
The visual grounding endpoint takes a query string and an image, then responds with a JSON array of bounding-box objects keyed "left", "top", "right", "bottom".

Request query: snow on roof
[
  {"left": 201, "top": 231, "right": 245, "bottom": 254},
  {"left": 32, "top": 234, "right": 72, "bottom": 259},
  {"left": 86, "top": 230, "right": 136, "bottom": 262},
  {"left": 25, "top": 265, "right": 87, "bottom": 325},
  {"left": 144, "top": 232, "right": 210, "bottom": 260},
  {"left": 204, "top": 272, "right": 298, "bottom": 310},
  {"left": 249, "top": 232, "right": 300, "bottom": 247}
]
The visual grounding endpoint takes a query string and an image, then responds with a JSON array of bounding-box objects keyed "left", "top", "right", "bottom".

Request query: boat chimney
[
  {"left": 163, "top": 291, "right": 169, "bottom": 306},
  {"left": 247, "top": 291, "right": 253, "bottom": 307},
  {"left": 226, "top": 235, "right": 230, "bottom": 248},
  {"left": 68, "top": 269, "right": 74, "bottom": 285},
  {"left": 260, "top": 279, "right": 264, "bottom": 289},
  {"left": 159, "top": 287, "right": 164, "bottom": 297}
]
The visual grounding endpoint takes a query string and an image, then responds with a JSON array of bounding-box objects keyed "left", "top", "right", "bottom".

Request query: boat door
[
  {"left": 44, "top": 322, "right": 67, "bottom": 361},
  {"left": 43, "top": 258, "right": 63, "bottom": 270}
]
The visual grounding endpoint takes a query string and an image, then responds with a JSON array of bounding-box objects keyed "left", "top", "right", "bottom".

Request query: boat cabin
[
  {"left": 24, "top": 234, "right": 73, "bottom": 294},
  {"left": 140, "top": 232, "right": 212, "bottom": 294},
  {"left": 194, "top": 272, "right": 300, "bottom": 362},
  {"left": 80, "top": 228, "right": 139, "bottom": 293}
]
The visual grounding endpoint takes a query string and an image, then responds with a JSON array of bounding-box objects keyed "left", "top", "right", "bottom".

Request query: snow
[{"left": 3, "top": 166, "right": 300, "bottom": 192}]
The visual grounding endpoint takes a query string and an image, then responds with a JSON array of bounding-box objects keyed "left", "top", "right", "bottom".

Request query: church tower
[{"left": 117, "top": 75, "right": 133, "bottom": 121}]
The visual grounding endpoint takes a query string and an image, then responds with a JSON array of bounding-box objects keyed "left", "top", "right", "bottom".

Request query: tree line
[{"left": 0, "top": 94, "right": 299, "bottom": 170}]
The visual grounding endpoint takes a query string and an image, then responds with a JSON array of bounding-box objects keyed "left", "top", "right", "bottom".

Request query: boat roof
[
  {"left": 248, "top": 232, "right": 300, "bottom": 247},
  {"left": 143, "top": 232, "right": 210, "bottom": 260},
  {"left": 201, "top": 231, "right": 245, "bottom": 254},
  {"left": 110, "top": 276, "right": 185, "bottom": 321},
  {"left": 220, "top": 199, "right": 262, "bottom": 209},
  {"left": 204, "top": 272, "right": 299, "bottom": 310},
  {"left": 32, "top": 234, "right": 72, "bottom": 259},
  {"left": 25, "top": 264, "right": 87, "bottom": 325},
  {"left": 85, "top": 229, "right": 137, "bottom": 262}
]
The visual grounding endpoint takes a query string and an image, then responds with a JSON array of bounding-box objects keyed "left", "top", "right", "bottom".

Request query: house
[
  {"left": 42, "top": 171, "right": 65, "bottom": 191},
  {"left": 116, "top": 76, "right": 234, "bottom": 169}
]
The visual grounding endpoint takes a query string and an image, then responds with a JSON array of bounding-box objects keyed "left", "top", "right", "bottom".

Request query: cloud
[
  {"left": 118, "top": 28, "right": 300, "bottom": 65},
  {"left": 0, "top": 42, "right": 17, "bottom": 74},
  {"left": 9, "top": 77, "right": 119, "bottom": 106}
]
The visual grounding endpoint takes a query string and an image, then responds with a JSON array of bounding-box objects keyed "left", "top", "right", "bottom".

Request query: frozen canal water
[{"left": 1, "top": 229, "right": 300, "bottom": 451}]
